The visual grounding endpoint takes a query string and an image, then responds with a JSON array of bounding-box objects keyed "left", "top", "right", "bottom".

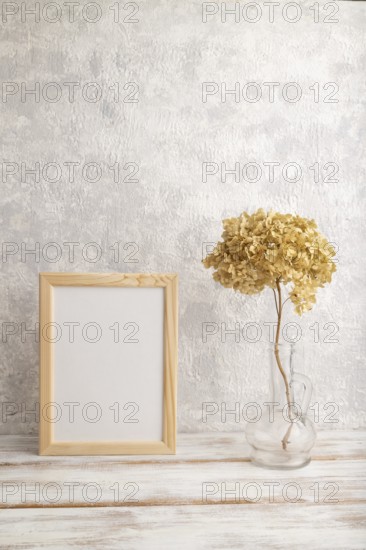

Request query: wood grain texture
[
  {"left": 0, "top": 458, "right": 364, "bottom": 508},
  {"left": 39, "top": 272, "right": 176, "bottom": 287},
  {"left": 0, "top": 503, "right": 365, "bottom": 549},
  {"left": 0, "top": 432, "right": 365, "bottom": 548},
  {"left": 2, "top": 431, "right": 364, "bottom": 464},
  {"left": 39, "top": 274, "right": 53, "bottom": 455},
  {"left": 0, "top": 432, "right": 365, "bottom": 507},
  {"left": 38, "top": 273, "right": 178, "bottom": 456},
  {"left": 163, "top": 272, "right": 178, "bottom": 453}
]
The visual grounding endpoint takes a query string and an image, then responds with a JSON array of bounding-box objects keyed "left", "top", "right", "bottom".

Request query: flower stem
[{"left": 274, "top": 280, "right": 293, "bottom": 451}]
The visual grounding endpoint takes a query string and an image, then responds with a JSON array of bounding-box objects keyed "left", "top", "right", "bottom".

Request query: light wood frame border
[{"left": 39, "top": 272, "right": 178, "bottom": 456}]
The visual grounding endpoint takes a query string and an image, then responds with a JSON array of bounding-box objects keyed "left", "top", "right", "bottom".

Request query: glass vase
[{"left": 245, "top": 343, "right": 316, "bottom": 469}]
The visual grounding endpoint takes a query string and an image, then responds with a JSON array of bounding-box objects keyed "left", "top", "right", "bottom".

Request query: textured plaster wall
[{"left": 0, "top": 0, "right": 365, "bottom": 434}]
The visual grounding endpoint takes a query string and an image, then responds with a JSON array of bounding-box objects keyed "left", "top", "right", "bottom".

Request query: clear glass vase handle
[{"left": 292, "top": 372, "right": 313, "bottom": 416}]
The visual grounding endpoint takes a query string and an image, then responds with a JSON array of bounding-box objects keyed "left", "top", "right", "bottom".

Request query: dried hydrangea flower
[
  {"left": 203, "top": 209, "right": 336, "bottom": 451},
  {"left": 203, "top": 209, "right": 336, "bottom": 316}
]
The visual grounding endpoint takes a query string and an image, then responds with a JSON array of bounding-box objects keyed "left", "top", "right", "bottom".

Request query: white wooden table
[{"left": 0, "top": 431, "right": 365, "bottom": 549}]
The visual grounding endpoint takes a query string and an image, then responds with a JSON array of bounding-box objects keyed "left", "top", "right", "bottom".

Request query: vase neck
[{"left": 269, "top": 344, "right": 295, "bottom": 407}]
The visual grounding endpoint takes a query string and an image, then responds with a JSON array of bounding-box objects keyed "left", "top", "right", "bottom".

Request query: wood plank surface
[
  {"left": 1, "top": 430, "right": 365, "bottom": 463},
  {"left": 0, "top": 457, "right": 364, "bottom": 508},
  {"left": 0, "top": 504, "right": 365, "bottom": 550},
  {"left": 0, "top": 432, "right": 365, "bottom": 549}
]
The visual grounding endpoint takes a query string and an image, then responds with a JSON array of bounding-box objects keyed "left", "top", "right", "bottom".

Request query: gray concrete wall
[{"left": 0, "top": 0, "right": 365, "bottom": 433}]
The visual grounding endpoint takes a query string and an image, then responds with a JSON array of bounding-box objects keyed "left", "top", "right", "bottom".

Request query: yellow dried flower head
[{"left": 203, "top": 209, "right": 336, "bottom": 315}]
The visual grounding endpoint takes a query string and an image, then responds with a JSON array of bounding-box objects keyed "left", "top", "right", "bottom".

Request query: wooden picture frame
[{"left": 39, "top": 273, "right": 178, "bottom": 456}]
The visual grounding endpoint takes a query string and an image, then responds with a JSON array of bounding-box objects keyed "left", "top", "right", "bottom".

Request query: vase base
[{"left": 249, "top": 449, "right": 311, "bottom": 470}]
